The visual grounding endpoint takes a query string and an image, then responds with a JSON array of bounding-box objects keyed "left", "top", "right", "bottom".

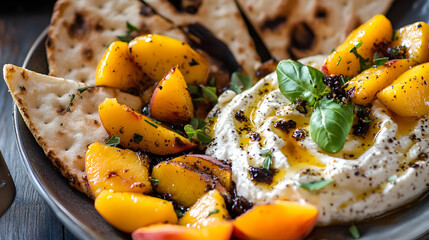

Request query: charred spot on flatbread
[
  {"left": 260, "top": 16, "right": 287, "bottom": 31},
  {"left": 290, "top": 22, "right": 315, "bottom": 51},
  {"left": 167, "top": 0, "right": 202, "bottom": 14}
]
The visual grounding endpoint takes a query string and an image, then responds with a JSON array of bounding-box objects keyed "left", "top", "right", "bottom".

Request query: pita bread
[
  {"left": 143, "top": 0, "right": 261, "bottom": 77},
  {"left": 3, "top": 64, "right": 143, "bottom": 198},
  {"left": 47, "top": 0, "right": 187, "bottom": 85},
  {"left": 237, "top": 0, "right": 393, "bottom": 60}
]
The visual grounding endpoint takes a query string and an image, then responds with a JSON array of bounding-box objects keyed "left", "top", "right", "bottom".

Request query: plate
[{"left": 13, "top": 1, "right": 429, "bottom": 239}]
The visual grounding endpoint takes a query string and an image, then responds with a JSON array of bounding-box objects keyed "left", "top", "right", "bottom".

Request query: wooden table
[{"left": 0, "top": 3, "right": 77, "bottom": 239}]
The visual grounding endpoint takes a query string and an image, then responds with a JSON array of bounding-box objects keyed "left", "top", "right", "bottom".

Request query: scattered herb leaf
[
  {"left": 350, "top": 42, "right": 371, "bottom": 72},
  {"left": 387, "top": 175, "right": 397, "bottom": 182},
  {"left": 153, "top": 119, "right": 162, "bottom": 124},
  {"left": 133, "top": 133, "right": 143, "bottom": 144},
  {"left": 209, "top": 77, "right": 216, "bottom": 87},
  {"left": 336, "top": 56, "right": 342, "bottom": 66},
  {"left": 117, "top": 21, "right": 140, "bottom": 43},
  {"left": 150, "top": 177, "right": 159, "bottom": 186},
  {"left": 392, "top": 30, "right": 397, "bottom": 41},
  {"left": 260, "top": 149, "right": 273, "bottom": 170},
  {"left": 190, "top": 117, "right": 207, "bottom": 130},
  {"left": 207, "top": 209, "right": 219, "bottom": 217},
  {"left": 349, "top": 224, "right": 360, "bottom": 239},
  {"left": 373, "top": 52, "right": 389, "bottom": 66},
  {"left": 187, "top": 84, "right": 200, "bottom": 95},
  {"left": 105, "top": 136, "right": 120, "bottom": 147},
  {"left": 184, "top": 122, "right": 212, "bottom": 145},
  {"left": 230, "top": 72, "right": 252, "bottom": 94},
  {"left": 175, "top": 209, "right": 184, "bottom": 218},
  {"left": 200, "top": 85, "right": 218, "bottom": 104},
  {"left": 66, "top": 94, "right": 75, "bottom": 112},
  {"left": 300, "top": 179, "right": 334, "bottom": 190},
  {"left": 77, "top": 86, "right": 94, "bottom": 93},
  {"left": 144, "top": 119, "right": 158, "bottom": 128}
]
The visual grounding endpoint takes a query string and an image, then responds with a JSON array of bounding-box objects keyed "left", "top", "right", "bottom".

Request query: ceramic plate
[{"left": 13, "top": 0, "right": 429, "bottom": 239}]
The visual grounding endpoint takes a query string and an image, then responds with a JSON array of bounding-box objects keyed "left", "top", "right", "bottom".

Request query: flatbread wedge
[{"left": 3, "top": 64, "right": 143, "bottom": 198}]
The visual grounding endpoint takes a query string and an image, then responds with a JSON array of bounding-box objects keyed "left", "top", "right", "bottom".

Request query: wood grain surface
[{"left": 0, "top": 8, "right": 78, "bottom": 240}]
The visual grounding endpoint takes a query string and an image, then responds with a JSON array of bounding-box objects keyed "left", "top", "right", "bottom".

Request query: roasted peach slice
[
  {"left": 377, "top": 62, "right": 429, "bottom": 117},
  {"left": 98, "top": 98, "right": 196, "bottom": 155},
  {"left": 95, "top": 41, "right": 144, "bottom": 91},
  {"left": 325, "top": 14, "right": 392, "bottom": 76},
  {"left": 85, "top": 142, "right": 152, "bottom": 197},
  {"left": 171, "top": 154, "right": 232, "bottom": 189},
  {"left": 150, "top": 66, "right": 194, "bottom": 124},
  {"left": 346, "top": 59, "right": 417, "bottom": 105},
  {"left": 94, "top": 191, "right": 178, "bottom": 233},
  {"left": 129, "top": 34, "right": 209, "bottom": 84},
  {"left": 393, "top": 21, "right": 429, "bottom": 63},
  {"left": 151, "top": 161, "right": 228, "bottom": 207},
  {"left": 132, "top": 222, "right": 233, "bottom": 240},
  {"left": 179, "top": 189, "right": 230, "bottom": 228},
  {"left": 233, "top": 200, "right": 318, "bottom": 240}
]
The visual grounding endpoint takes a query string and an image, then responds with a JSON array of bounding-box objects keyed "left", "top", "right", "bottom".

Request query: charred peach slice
[
  {"left": 171, "top": 154, "right": 232, "bottom": 189},
  {"left": 98, "top": 98, "right": 196, "bottom": 155},
  {"left": 325, "top": 15, "right": 392, "bottom": 77},
  {"left": 346, "top": 59, "right": 417, "bottom": 105},
  {"left": 233, "top": 201, "right": 318, "bottom": 240},
  {"left": 151, "top": 161, "right": 228, "bottom": 207},
  {"left": 94, "top": 191, "right": 178, "bottom": 233},
  {"left": 150, "top": 66, "right": 194, "bottom": 124},
  {"left": 85, "top": 142, "right": 152, "bottom": 197},
  {"left": 179, "top": 189, "right": 230, "bottom": 228},
  {"left": 377, "top": 62, "right": 429, "bottom": 117},
  {"left": 95, "top": 41, "right": 144, "bottom": 91},
  {"left": 392, "top": 21, "right": 429, "bottom": 63},
  {"left": 132, "top": 222, "right": 233, "bottom": 240},
  {"left": 129, "top": 34, "right": 209, "bottom": 84}
]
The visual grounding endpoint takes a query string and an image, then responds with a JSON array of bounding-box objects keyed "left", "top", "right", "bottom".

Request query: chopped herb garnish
[
  {"left": 175, "top": 209, "right": 184, "bottom": 218},
  {"left": 77, "top": 86, "right": 94, "bottom": 93},
  {"left": 190, "top": 117, "right": 207, "bottom": 129},
  {"left": 144, "top": 119, "right": 158, "bottom": 128},
  {"left": 207, "top": 209, "right": 219, "bottom": 217},
  {"left": 184, "top": 119, "right": 212, "bottom": 145},
  {"left": 260, "top": 149, "right": 273, "bottom": 170},
  {"left": 349, "top": 224, "right": 360, "bottom": 239},
  {"left": 66, "top": 94, "right": 75, "bottom": 112},
  {"left": 150, "top": 177, "right": 159, "bottom": 186},
  {"left": 209, "top": 77, "right": 216, "bottom": 87},
  {"left": 117, "top": 21, "right": 140, "bottom": 43},
  {"left": 105, "top": 136, "right": 120, "bottom": 147},
  {"left": 350, "top": 42, "right": 371, "bottom": 72},
  {"left": 200, "top": 85, "right": 218, "bottom": 104},
  {"left": 133, "top": 133, "right": 143, "bottom": 143},
  {"left": 188, "top": 58, "right": 199, "bottom": 66},
  {"left": 373, "top": 52, "right": 389, "bottom": 66},
  {"left": 387, "top": 175, "right": 397, "bottom": 182},
  {"left": 299, "top": 179, "right": 334, "bottom": 190},
  {"left": 153, "top": 119, "right": 162, "bottom": 124},
  {"left": 336, "top": 56, "right": 342, "bottom": 66},
  {"left": 230, "top": 72, "right": 252, "bottom": 94},
  {"left": 187, "top": 84, "right": 200, "bottom": 95}
]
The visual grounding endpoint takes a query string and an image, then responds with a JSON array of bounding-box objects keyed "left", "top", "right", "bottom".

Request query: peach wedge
[
  {"left": 95, "top": 41, "right": 144, "bottom": 91},
  {"left": 393, "top": 21, "right": 429, "bottom": 64},
  {"left": 132, "top": 222, "right": 233, "bottom": 240},
  {"left": 233, "top": 200, "right": 318, "bottom": 240},
  {"left": 85, "top": 142, "right": 152, "bottom": 197},
  {"left": 98, "top": 98, "right": 196, "bottom": 155},
  {"left": 94, "top": 191, "right": 178, "bottom": 233},
  {"left": 150, "top": 66, "right": 194, "bottom": 124}
]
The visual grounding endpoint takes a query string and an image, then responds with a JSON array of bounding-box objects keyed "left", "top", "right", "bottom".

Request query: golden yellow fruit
[
  {"left": 392, "top": 21, "right": 429, "bottom": 63},
  {"left": 98, "top": 98, "right": 196, "bottom": 155},
  {"left": 377, "top": 62, "right": 429, "bottom": 117},
  {"left": 325, "top": 15, "right": 392, "bottom": 77},
  {"left": 150, "top": 66, "right": 194, "bottom": 124},
  {"left": 347, "top": 59, "right": 417, "bottom": 105},
  {"left": 129, "top": 34, "right": 209, "bottom": 84},
  {"left": 94, "top": 191, "right": 178, "bottom": 233},
  {"left": 85, "top": 142, "right": 152, "bottom": 197}
]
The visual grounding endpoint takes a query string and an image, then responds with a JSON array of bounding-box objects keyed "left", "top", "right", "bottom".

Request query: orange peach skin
[
  {"left": 132, "top": 222, "right": 233, "bottom": 240},
  {"left": 346, "top": 59, "right": 417, "bottom": 105},
  {"left": 98, "top": 98, "right": 196, "bottom": 155},
  {"left": 325, "top": 14, "right": 392, "bottom": 77},
  {"left": 94, "top": 191, "right": 178, "bottom": 233},
  {"left": 233, "top": 200, "right": 318, "bottom": 240},
  {"left": 95, "top": 41, "right": 144, "bottom": 91},
  {"left": 129, "top": 34, "right": 209, "bottom": 84},
  {"left": 171, "top": 154, "right": 232, "bottom": 189},
  {"left": 150, "top": 66, "right": 194, "bottom": 124},
  {"left": 377, "top": 62, "right": 429, "bottom": 117},
  {"left": 85, "top": 142, "right": 152, "bottom": 197},
  {"left": 393, "top": 21, "right": 429, "bottom": 64}
]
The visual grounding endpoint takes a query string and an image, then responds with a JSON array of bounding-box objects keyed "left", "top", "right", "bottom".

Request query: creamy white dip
[{"left": 205, "top": 56, "right": 429, "bottom": 224}]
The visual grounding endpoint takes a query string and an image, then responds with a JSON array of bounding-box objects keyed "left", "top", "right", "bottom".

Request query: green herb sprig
[
  {"left": 117, "top": 21, "right": 140, "bottom": 43},
  {"left": 230, "top": 72, "right": 252, "bottom": 94},
  {"left": 349, "top": 42, "right": 371, "bottom": 72},
  {"left": 207, "top": 209, "right": 219, "bottom": 217},
  {"left": 260, "top": 149, "right": 273, "bottom": 170},
  {"left": 184, "top": 118, "right": 212, "bottom": 144},
  {"left": 299, "top": 179, "right": 334, "bottom": 190},
  {"left": 105, "top": 136, "right": 120, "bottom": 147}
]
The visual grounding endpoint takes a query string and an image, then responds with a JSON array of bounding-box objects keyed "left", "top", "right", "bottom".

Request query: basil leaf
[
  {"left": 200, "top": 85, "right": 218, "bottom": 104},
  {"left": 105, "top": 136, "right": 120, "bottom": 147},
  {"left": 349, "top": 224, "right": 360, "bottom": 239},
  {"left": 230, "top": 72, "right": 252, "bottom": 94},
  {"left": 300, "top": 179, "right": 334, "bottom": 190},
  {"left": 310, "top": 98, "right": 354, "bottom": 153},
  {"left": 277, "top": 60, "right": 326, "bottom": 106}
]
